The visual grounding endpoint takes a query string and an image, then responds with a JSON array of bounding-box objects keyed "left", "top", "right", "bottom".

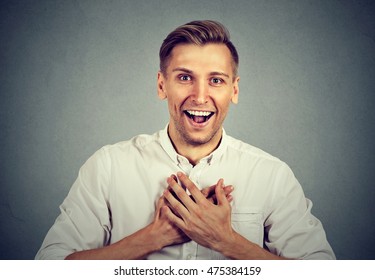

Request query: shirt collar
[{"left": 159, "top": 124, "right": 228, "bottom": 165}]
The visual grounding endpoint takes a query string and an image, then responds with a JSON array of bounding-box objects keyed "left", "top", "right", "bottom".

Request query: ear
[
  {"left": 157, "top": 71, "right": 167, "bottom": 100},
  {"left": 231, "top": 76, "right": 240, "bottom": 104}
]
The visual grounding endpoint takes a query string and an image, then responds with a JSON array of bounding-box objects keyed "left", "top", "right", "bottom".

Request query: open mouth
[{"left": 184, "top": 110, "right": 214, "bottom": 124}]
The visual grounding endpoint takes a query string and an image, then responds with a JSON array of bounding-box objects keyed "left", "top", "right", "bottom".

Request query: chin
[
  {"left": 183, "top": 131, "right": 219, "bottom": 146},
  {"left": 186, "top": 138, "right": 211, "bottom": 146}
]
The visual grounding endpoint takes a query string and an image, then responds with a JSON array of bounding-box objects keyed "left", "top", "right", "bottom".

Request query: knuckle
[
  {"left": 173, "top": 187, "right": 184, "bottom": 196},
  {"left": 191, "top": 207, "right": 204, "bottom": 219}
]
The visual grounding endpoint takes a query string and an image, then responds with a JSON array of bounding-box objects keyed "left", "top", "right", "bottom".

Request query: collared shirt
[{"left": 35, "top": 126, "right": 335, "bottom": 260}]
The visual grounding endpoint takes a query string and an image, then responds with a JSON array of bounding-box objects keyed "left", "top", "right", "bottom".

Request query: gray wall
[{"left": 1, "top": 0, "right": 374, "bottom": 260}]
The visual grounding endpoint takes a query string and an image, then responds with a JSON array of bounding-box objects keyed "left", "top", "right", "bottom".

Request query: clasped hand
[{"left": 162, "top": 172, "right": 235, "bottom": 251}]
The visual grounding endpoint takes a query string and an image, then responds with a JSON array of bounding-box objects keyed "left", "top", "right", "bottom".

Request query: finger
[
  {"left": 205, "top": 185, "right": 233, "bottom": 204},
  {"left": 202, "top": 185, "right": 216, "bottom": 204},
  {"left": 171, "top": 174, "right": 186, "bottom": 191},
  {"left": 160, "top": 195, "right": 179, "bottom": 214},
  {"left": 201, "top": 185, "right": 215, "bottom": 198},
  {"left": 163, "top": 182, "right": 191, "bottom": 219},
  {"left": 202, "top": 184, "right": 233, "bottom": 198},
  {"left": 162, "top": 205, "right": 186, "bottom": 230},
  {"left": 177, "top": 172, "right": 206, "bottom": 205},
  {"left": 156, "top": 196, "right": 164, "bottom": 210},
  {"left": 223, "top": 185, "right": 234, "bottom": 196},
  {"left": 153, "top": 196, "right": 164, "bottom": 219},
  {"left": 215, "top": 178, "right": 228, "bottom": 206},
  {"left": 167, "top": 175, "right": 197, "bottom": 210}
]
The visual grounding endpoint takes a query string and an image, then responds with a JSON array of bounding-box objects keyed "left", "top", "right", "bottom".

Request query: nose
[{"left": 192, "top": 79, "right": 208, "bottom": 105}]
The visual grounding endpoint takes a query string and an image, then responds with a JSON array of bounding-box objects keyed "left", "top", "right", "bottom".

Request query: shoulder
[
  {"left": 100, "top": 131, "right": 161, "bottom": 156},
  {"left": 224, "top": 134, "right": 296, "bottom": 180},
  {"left": 226, "top": 135, "right": 283, "bottom": 164},
  {"left": 81, "top": 131, "right": 161, "bottom": 169}
]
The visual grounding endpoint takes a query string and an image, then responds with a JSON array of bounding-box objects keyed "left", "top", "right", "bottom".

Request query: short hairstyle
[{"left": 159, "top": 20, "right": 239, "bottom": 77}]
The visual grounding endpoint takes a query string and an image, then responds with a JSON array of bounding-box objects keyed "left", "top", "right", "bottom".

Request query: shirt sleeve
[
  {"left": 264, "top": 163, "right": 336, "bottom": 260},
  {"left": 35, "top": 147, "right": 112, "bottom": 260}
]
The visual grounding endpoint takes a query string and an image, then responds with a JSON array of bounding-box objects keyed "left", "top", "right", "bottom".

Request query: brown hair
[{"left": 159, "top": 20, "right": 239, "bottom": 77}]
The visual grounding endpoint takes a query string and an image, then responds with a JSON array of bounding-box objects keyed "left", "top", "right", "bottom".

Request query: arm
[
  {"left": 36, "top": 144, "right": 234, "bottom": 260},
  {"left": 66, "top": 183, "right": 234, "bottom": 260},
  {"left": 163, "top": 172, "right": 288, "bottom": 260},
  {"left": 66, "top": 196, "right": 188, "bottom": 259}
]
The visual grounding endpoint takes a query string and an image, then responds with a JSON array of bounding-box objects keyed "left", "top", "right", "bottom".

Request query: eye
[
  {"left": 178, "top": 75, "right": 192, "bottom": 82},
  {"left": 210, "top": 77, "right": 224, "bottom": 85}
]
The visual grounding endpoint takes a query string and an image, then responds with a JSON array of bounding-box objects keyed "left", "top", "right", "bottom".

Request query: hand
[
  {"left": 202, "top": 182, "right": 234, "bottom": 205},
  {"left": 150, "top": 196, "right": 191, "bottom": 249},
  {"left": 163, "top": 172, "right": 236, "bottom": 251},
  {"left": 64, "top": 177, "right": 235, "bottom": 260},
  {"left": 169, "top": 174, "right": 234, "bottom": 205},
  {"left": 151, "top": 177, "right": 234, "bottom": 249}
]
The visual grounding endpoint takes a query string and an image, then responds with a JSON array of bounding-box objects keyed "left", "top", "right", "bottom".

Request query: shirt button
[{"left": 187, "top": 255, "right": 192, "bottom": 260}]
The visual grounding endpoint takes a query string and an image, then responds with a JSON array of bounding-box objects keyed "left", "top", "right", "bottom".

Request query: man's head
[
  {"left": 159, "top": 20, "right": 239, "bottom": 78},
  {"left": 157, "top": 20, "right": 240, "bottom": 161}
]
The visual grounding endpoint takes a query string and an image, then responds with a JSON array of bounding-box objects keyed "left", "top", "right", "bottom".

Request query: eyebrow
[
  {"left": 172, "top": 67, "right": 193, "bottom": 74},
  {"left": 210, "top": 71, "right": 230, "bottom": 78},
  {"left": 172, "top": 67, "right": 230, "bottom": 78}
]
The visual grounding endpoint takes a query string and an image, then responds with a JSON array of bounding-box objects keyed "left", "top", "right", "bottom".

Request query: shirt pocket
[{"left": 231, "top": 210, "right": 263, "bottom": 247}]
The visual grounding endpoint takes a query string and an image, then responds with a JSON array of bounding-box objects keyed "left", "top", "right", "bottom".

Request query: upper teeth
[{"left": 187, "top": 110, "right": 212, "bottom": 116}]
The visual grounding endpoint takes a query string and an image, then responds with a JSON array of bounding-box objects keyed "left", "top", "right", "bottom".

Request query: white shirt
[{"left": 35, "top": 126, "right": 335, "bottom": 260}]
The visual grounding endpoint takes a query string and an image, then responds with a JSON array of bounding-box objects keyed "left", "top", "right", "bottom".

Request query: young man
[{"left": 36, "top": 20, "right": 335, "bottom": 260}]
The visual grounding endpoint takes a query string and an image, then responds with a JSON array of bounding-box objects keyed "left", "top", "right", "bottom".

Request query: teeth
[{"left": 186, "top": 110, "right": 212, "bottom": 117}]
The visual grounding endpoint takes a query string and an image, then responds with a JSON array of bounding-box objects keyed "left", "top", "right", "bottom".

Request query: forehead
[{"left": 167, "top": 43, "right": 234, "bottom": 76}]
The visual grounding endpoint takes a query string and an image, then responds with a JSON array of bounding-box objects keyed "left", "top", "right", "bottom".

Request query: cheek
[
  {"left": 167, "top": 96, "right": 182, "bottom": 114},
  {"left": 167, "top": 91, "right": 190, "bottom": 110},
  {"left": 215, "top": 97, "right": 232, "bottom": 113}
]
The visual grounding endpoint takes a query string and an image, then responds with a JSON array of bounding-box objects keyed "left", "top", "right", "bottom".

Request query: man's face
[{"left": 157, "top": 43, "right": 239, "bottom": 148}]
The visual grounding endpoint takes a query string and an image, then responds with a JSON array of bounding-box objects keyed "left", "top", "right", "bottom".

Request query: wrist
[
  {"left": 217, "top": 230, "right": 283, "bottom": 260},
  {"left": 215, "top": 230, "right": 259, "bottom": 260},
  {"left": 140, "top": 222, "right": 165, "bottom": 252},
  {"left": 115, "top": 223, "right": 163, "bottom": 259},
  {"left": 210, "top": 228, "right": 238, "bottom": 255}
]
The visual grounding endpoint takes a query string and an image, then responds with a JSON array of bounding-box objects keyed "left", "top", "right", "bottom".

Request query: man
[{"left": 36, "top": 20, "right": 335, "bottom": 260}]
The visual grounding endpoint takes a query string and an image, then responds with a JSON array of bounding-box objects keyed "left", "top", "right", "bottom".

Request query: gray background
[{"left": 1, "top": 0, "right": 374, "bottom": 260}]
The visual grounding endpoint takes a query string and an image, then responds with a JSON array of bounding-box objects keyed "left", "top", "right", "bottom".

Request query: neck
[{"left": 168, "top": 127, "right": 222, "bottom": 166}]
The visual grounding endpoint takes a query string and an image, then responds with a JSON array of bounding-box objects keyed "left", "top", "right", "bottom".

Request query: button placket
[
  {"left": 177, "top": 156, "right": 193, "bottom": 176},
  {"left": 189, "top": 161, "right": 209, "bottom": 189},
  {"left": 177, "top": 159, "right": 210, "bottom": 259},
  {"left": 182, "top": 241, "right": 198, "bottom": 260}
]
